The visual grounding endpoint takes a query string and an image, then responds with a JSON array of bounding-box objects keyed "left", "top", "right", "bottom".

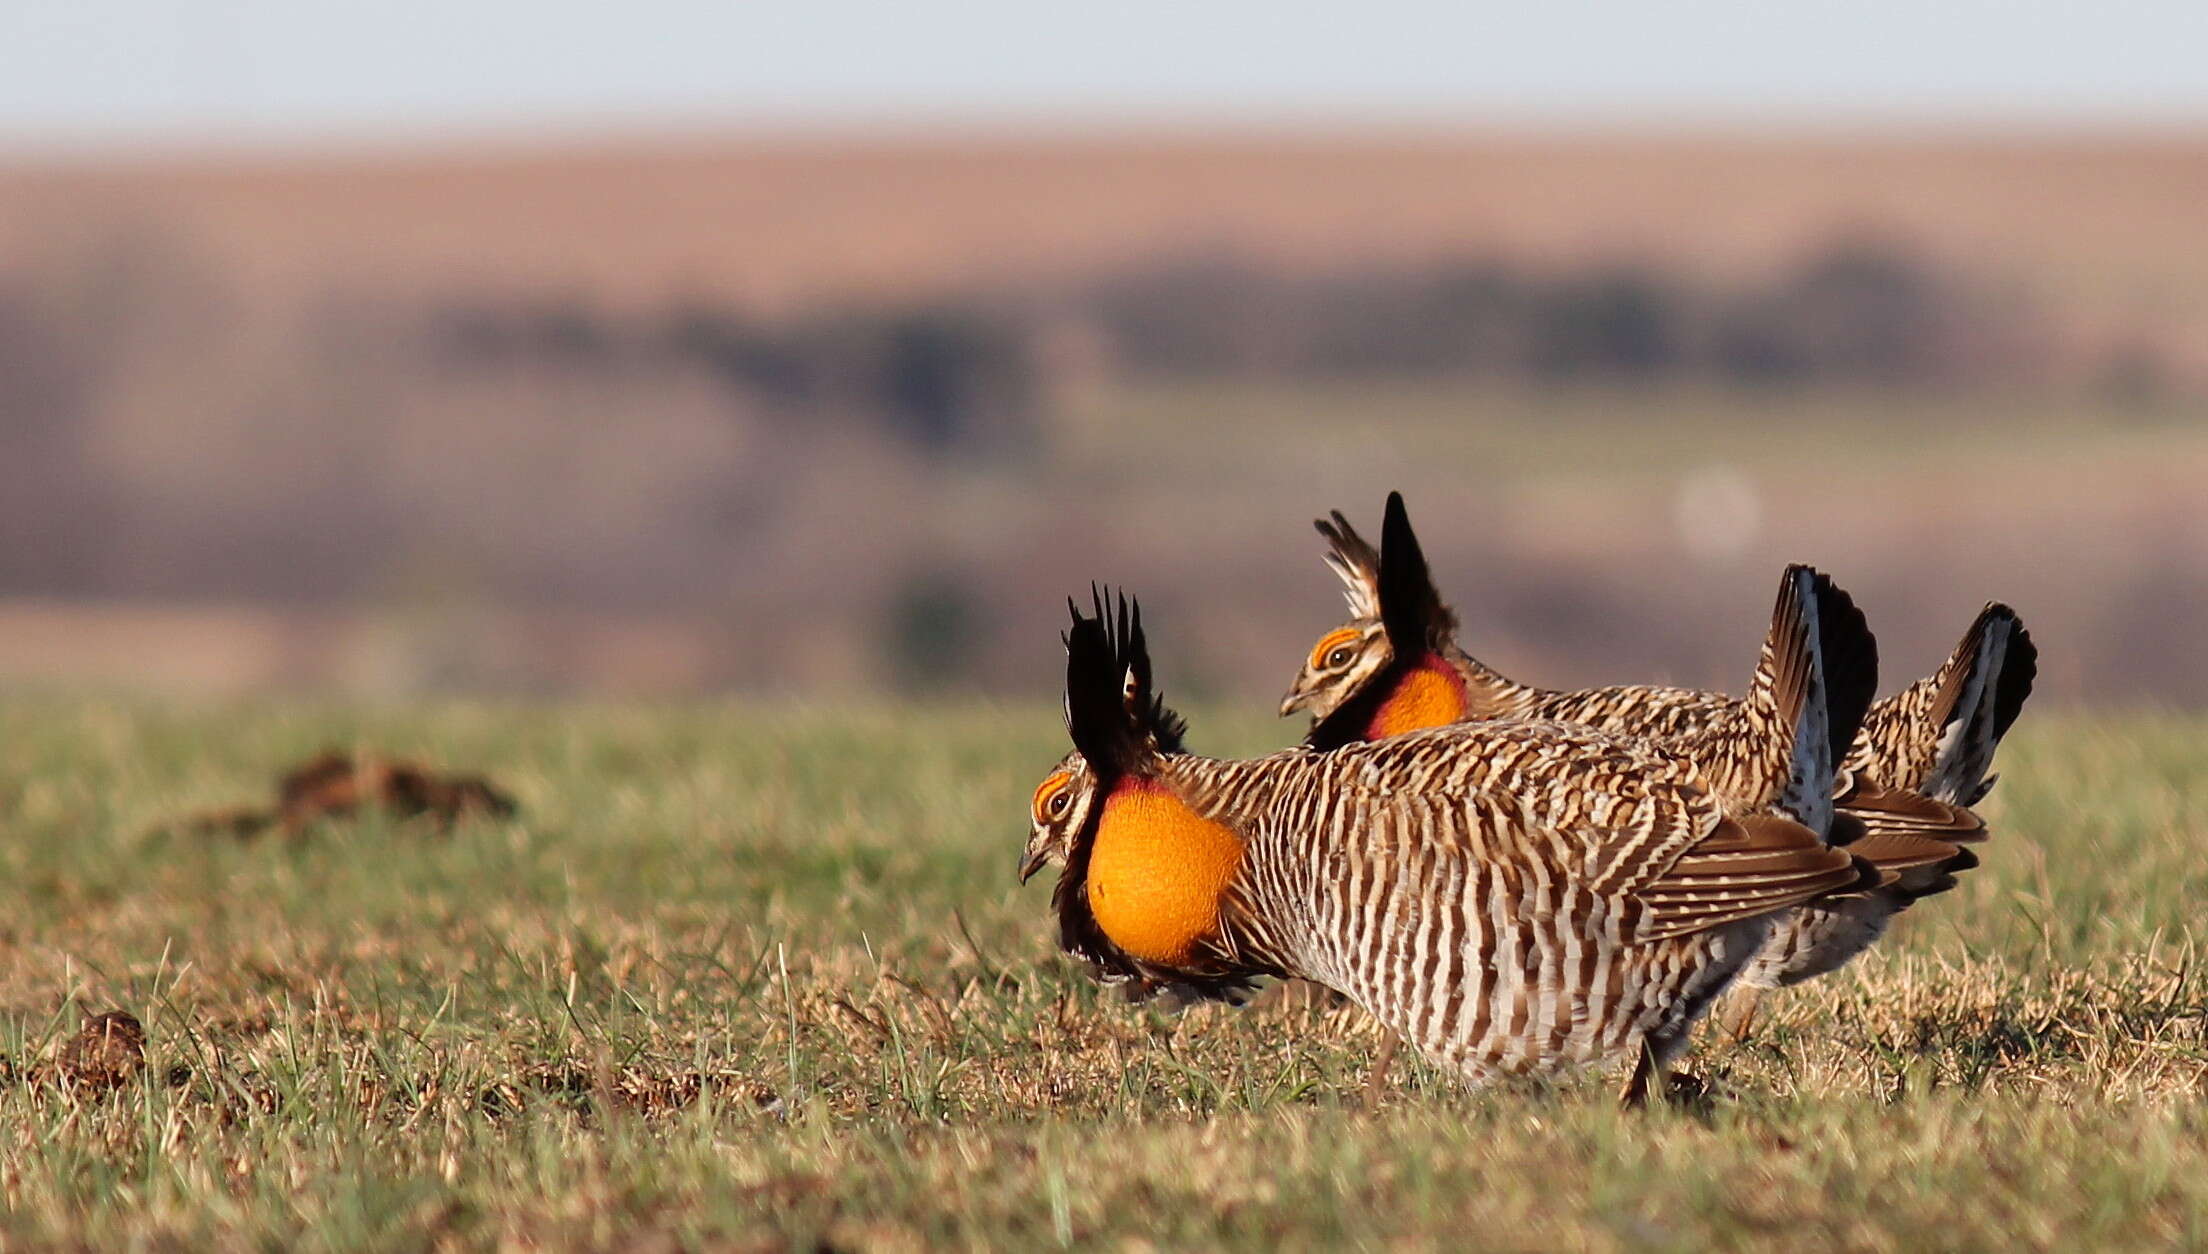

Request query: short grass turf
[{"left": 0, "top": 696, "right": 2204, "bottom": 1249}]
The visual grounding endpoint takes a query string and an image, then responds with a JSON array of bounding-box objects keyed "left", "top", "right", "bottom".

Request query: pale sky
[{"left": 8, "top": 0, "right": 2208, "bottom": 146}]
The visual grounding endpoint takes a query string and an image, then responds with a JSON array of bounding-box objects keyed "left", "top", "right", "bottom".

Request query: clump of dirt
[
  {"left": 50, "top": 1010, "right": 146, "bottom": 1096},
  {"left": 179, "top": 750, "right": 518, "bottom": 839}
]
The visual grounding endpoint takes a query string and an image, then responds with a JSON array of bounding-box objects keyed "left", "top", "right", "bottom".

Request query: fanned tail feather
[
  {"left": 1922, "top": 603, "right": 2038, "bottom": 805},
  {"left": 1705, "top": 564, "right": 1878, "bottom": 837}
]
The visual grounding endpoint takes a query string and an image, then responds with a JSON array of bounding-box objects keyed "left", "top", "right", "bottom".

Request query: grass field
[{"left": 0, "top": 695, "right": 2204, "bottom": 1248}]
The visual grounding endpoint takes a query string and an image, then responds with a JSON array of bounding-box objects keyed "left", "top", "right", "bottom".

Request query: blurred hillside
[{"left": 1, "top": 131, "right": 2204, "bottom": 705}]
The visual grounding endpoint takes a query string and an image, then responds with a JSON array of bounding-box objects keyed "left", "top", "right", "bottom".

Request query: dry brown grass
[{"left": 0, "top": 697, "right": 2199, "bottom": 1247}]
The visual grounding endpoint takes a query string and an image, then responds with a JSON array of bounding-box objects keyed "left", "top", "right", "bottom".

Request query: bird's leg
[
  {"left": 1718, "top": 987, "right": 1766, "bottom": 1042},
  {"left": 1620, "top": 1038, "right": 1660, "bottom": 1110},
  {"left": 1361, "top": 1030, "right": 1402, "bottom": 1109}
]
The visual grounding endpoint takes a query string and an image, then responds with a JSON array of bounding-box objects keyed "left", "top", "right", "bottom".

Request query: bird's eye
[
  {"left": 1310, "top": 629, "right": 1361, "bottom": 669},
  {"left": 1032, "top": 771, "right": 1074, "bottom": 823}
]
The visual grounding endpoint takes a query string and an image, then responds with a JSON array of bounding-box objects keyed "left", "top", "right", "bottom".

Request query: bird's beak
[
  {"left": 1279, "top": 686, "right": 1311, "bottom": 718},
  {"left": 1018, "top": 844, "right": 1050, "bottom": 885}
]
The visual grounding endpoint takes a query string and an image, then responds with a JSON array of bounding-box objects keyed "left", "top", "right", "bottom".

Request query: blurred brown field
[
  {"left": 1, "top": 129, "right": 2203, "bottom": 704},
  {"left": 7, "top": 132, "right": 2207, "bottom": 320}
]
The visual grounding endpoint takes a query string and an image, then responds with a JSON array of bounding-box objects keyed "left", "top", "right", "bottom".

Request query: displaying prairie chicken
[
  {"left": 1280, "top": 493, "right": 2025, "bottom": 992},
  {"left": 1025, "top": 588, "right": 1878, "bottom": 1102}
]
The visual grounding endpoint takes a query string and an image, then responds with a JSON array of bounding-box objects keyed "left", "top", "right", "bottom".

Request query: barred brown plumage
[
  {"left": 1028, "top": 589, "right": 1876, "bottom": 1101},
  {"left": 1846, "top": 601, "right": 2038, "bottom": 806},
  {"left": 1282, "top": 493, "right": 2028, "bottom": 992}
]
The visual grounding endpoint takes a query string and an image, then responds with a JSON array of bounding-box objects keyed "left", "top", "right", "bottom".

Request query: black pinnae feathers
[
  {"left": 1063, "top": 586, "right": 1185, "bottom": 776},
  {"left": 1378, "top": 492, "right": 1427, "bottom": 650},
  {"left": 1063, "top": 597, "right": 1133, "bottom": 775},
  {"left": 1119, "top": 591, "right": 1189, "bottom": 754},
  {"left": 1378, "top": 491, "right": 1452, "bottom": 655}
]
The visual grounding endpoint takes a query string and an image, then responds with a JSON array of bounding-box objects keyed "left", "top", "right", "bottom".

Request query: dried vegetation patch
[{"left": 0, "top": 699, "right": 2200, "bottom": 1247}]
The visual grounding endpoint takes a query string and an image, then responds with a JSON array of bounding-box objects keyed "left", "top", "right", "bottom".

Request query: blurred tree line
[
  {"left": 410, "top": 235, "right": 2080, "bottom": 440},
  {"left": 429, "top": 300, "right": 1041, "bottom": 462},
  {"left": 1081, "top": 237, "right": 2047, "bottom": 386},
  {"left": 0, "top": 228, "right": 2182, "bottom": 692}
]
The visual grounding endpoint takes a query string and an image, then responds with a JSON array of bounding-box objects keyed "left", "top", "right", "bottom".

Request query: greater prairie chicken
[
  {"left": 1285, "top": 500, "right": 2035, "bottom": 813},
  {"left": 1283, "top": 493, "right": 2016, "bottom": 992},
  {"left": 1026, "top": 588, "right": 1877, "bottom": 1101}
]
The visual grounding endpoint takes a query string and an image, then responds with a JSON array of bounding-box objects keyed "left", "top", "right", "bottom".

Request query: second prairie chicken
[
  {"left": 1281, "top": 493, "right": 2021, "bottom": 992},
  {"left": 1025, "top": 589, "right": 1877, "bottom": 1102}
]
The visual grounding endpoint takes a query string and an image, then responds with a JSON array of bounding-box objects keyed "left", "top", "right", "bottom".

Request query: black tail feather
[
  {"left": 1989, "top": 608, "right": 2037, "bottom": 745},
  {"left": 1918, "top": 602, "right": 2036, "bottom": 803},
  {"left": 1810, "top": 570, "right": 1879, "bottom": 776}
]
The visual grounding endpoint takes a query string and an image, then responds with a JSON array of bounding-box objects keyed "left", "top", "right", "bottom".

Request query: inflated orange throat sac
[
  {"left": 1366, "top": 660, "right": 1468, "bottom": 739},
  {"left": 1085, "top": 780, "right": 1246, "bottom": 966}
]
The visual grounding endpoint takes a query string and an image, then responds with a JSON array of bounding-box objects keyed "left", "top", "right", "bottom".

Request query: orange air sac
[
  {"left": 1366, "top": 662, "right": 1469, "bottom": 739},
  {"left": 1085, "top": 781, "right": 1246, "bottom": 965}
]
